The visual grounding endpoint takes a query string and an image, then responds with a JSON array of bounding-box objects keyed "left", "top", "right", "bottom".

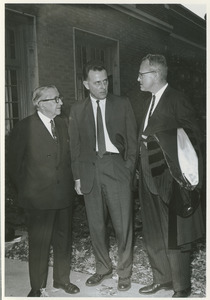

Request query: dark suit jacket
[
  {"left": 69, "top": 93, "right": 137, "bottom": 194},
  {"left": 137, "top": 85, "right": 204, "bottom": 246},
  {"left": 8, "top": 112, "right": 75, "bottom": 210}
]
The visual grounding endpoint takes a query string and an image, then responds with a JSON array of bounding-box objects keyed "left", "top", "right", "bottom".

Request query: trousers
[
  {"left": 84, "top": 154, "right": 133, "bottom": 278},
  {"left": 25, "top": 206, "right": 72, "bottom": 290},
  {"left": 139, "top": 175, "right": 191, "bottom": 291}
]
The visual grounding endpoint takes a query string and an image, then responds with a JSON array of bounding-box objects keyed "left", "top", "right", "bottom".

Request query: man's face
[
  {"left": 38, "top": 87, "right": 63, "bottom": 119},
  {"left": 83, "top": 69, "right": 108, "bottom": 100},
  {"left": 137, "top": 60, "right": 156, "bottom": 93}
]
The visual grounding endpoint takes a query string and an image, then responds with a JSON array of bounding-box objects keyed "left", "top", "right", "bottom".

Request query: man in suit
[
  {"left": 69, "top": 60, "right": 137, "bottom": 291},
  {"left": 8, "top": 85, "right": 80, "bottom": 297},
  {"left": 136, "top": 54, "right": 205, "bottom": 297}
]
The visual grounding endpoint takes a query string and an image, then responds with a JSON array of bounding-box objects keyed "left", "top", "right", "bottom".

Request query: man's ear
[
  {"left": 154, "top": 71, "right": 159, "bottom": 83},
  {"left": 37, "top": 101, "right": 44, "bottom": 111},
  {"left": 37, "top": 101, "right": 42, "bottom": 109},
  {"left": 83, "top": 80, "right": 89, "bottom": 90}
]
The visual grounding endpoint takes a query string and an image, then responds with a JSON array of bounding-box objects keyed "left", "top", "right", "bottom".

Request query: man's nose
[
  {"left": 59, "top": 98, "right": 63, "bottom": 105},
  {"left": 100, "top": 82, "right": 106, "bottom": 89}
]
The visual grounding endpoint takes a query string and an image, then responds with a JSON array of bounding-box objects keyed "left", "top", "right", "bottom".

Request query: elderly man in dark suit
[
  {"left": 136, "top": 54, "right": 205, "bottom": 298},
  {"left": 69, "top": 60, "right": 137, "bottom": 291},
  {"left": 8, "top": 85, "right": 80, "bottom": 297}
]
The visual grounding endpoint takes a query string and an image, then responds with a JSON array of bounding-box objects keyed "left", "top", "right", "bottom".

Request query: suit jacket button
[{"left": 57, "top": 180, "right": 60, "bottom": 184}]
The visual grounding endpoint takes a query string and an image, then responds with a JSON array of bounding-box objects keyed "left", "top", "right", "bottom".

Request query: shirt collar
[
  {"left": 37, "top": 110, "right": 52, "bottom": 123},
  {"left": 90, "top": 95, "right": 106, "bottom": 103},
  {"left": 153, "top": 83, "right": 168, "bottom": 99}
]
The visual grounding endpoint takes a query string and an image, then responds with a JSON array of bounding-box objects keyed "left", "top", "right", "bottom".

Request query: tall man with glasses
[
  {"left": 136, "top": 54, "right": 204, "bottom": 297},
  {"left": 69, "top": 60, "right": 137, "bottom": 291},
  {"left": 8, "top": 85, "right": 80, "bottom": 297}
]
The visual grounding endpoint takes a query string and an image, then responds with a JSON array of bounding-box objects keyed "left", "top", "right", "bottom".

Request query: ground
[{"left": 5, "top": 195, "right": 206, "bottom": 297}]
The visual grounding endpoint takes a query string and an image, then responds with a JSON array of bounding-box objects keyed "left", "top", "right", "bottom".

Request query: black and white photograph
[{"left": 2, "top": 1, "right": 207, "bottom": 299}]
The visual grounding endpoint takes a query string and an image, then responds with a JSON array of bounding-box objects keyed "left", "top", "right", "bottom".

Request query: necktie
[
  {"left": 96, "top": 100, "right": 106, "bottom": 158},
  {"left": 148, "top": 94, "right": 156, "bottom": 119},
  {"left": 50, "top": 119, "right": 58, "bottom": 141},
  {"left": 141, "top": 94, "right": 156, "bottom": 149}
]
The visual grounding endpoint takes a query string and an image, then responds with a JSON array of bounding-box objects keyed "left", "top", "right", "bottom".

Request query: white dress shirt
[
  {"left": 143, "top": 83, "right": 168, "bottom": 133},
  {"left": 37, "top": 111, "right": 54, "bottom": 137},
  {"left": 90, "top": 96, "right": 119, "bottom": 153}
]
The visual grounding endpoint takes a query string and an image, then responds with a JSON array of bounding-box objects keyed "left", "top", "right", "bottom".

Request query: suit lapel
[
  {"left": 144, "top": 86, "right": 169, "bottom": 135},
  {"left": 139, "top": 96, "right": 151, "bottom": 138},
  {"left": 54, "top": 118, "right": 62, "bottom": 165},
  {"left": 35, "top": 112, "right": 58, "bottom": 142},
  {"left": 105, "top": 94, "right": 112, "bottom": 125},
  {"left": 148, "top": 87, "right": 168, "bottom": 121},
  {"left": 35, "top": 113, "right": 60, "bottom": 165},
  {"left": 84, "top": 97, "right": 96, "bottom": 144}
]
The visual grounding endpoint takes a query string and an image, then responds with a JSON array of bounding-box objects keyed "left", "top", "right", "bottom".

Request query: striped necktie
[
  {"left": 50, "top": 119, "right": 58, "bottom": 141},
  {"left": 96, "top": 100, "right": 106, "bottom": 158},
  {"left": 148, "top": 94, "right": 156, "bottom": 119},
  {"left": 141, "top": 94, "right": 156, "bottom": 150}
]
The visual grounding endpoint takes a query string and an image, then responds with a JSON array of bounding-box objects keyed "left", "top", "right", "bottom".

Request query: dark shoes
[
  {"left": 118, "top": 277, "right": 131, "bottom": 291},
  {"left": 53, "top": 281, "right": 80, "bottom": 294},
  {"left": 27, "top": 289, "right": 41, "bottom": 297},
  {"left": 28, "top": 282, "right": 79, "bottom": 296},
  {"left": 139, "top": 282, "right": 173, "bottom": 294},
  {"left": 86, "top": 272, "right": 131, "bottom": 291},
  {"left": 172, "top": 287, "right": 191, "bottom": 298},
  {"left": 86, "top": 271, "right": 112, "bottom": 286}
]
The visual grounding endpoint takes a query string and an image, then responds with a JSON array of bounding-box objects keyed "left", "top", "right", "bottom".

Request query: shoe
[
  {"left": 53, "top": 281, "right": 80, "bottom": 294},
  {"left": 139, "top": 282, "right": 173, "bottom": 294},
  {"left": 27, "top": 289, "right": 41, "bottom": 297},
  {"left": 172, "top": 287, "right": 191, "bottom": 297},
  {"left": 86, "top": 271, "right": 112, "bottom": 286},
  {"left": 118, "top": 277, "right": 131, "bottom": 291}
]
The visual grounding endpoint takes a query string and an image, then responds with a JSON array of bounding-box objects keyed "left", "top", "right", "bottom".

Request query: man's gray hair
[
  {"left": 32, "top": 85, "right": 57, "bottom": 106},
  {"left": 142, "top": 54, "right": 168, "bottom": 81}
]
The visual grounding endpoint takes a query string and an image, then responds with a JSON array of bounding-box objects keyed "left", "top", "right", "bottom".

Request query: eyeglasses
[
  {"left": 138, "top": 71, "right": 156, "bottom": 79},
  {"left": 38, "top": 96, "right": 63, "bottom": 104}
]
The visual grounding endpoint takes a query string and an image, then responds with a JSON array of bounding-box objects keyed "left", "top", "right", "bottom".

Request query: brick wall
[
  {"left": 34, "top": 4, "right": 171, "bottom": 123},
  {"left": 6, "top": 4, "right": 206, "bottom": 125}
]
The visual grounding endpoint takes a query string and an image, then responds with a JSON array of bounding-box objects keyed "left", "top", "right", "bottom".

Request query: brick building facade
[{"left": 5, "top": 3, "right": 206, "bottom": 132}]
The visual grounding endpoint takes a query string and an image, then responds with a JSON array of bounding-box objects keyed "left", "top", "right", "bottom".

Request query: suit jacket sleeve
[
  {"left": 69, "top": 105, "right": 80, "bottom": 180},
  {"left": 124, "top": 97, "right": 138, "bottom": 171}
]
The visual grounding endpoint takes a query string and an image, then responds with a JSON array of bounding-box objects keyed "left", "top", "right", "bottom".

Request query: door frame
[{"left": 73, "top": 27, "right": 120, "bottom": 101}]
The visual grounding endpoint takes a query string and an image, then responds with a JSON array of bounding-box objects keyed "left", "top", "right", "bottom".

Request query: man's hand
[{"left": 74, "top": 179, "right": 83, "bottom": 195}]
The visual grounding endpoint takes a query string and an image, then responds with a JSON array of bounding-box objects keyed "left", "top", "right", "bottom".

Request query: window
[
  {"left": 5, "top": 8, "right": 38, "bottom": 134},
  {"left": 74, "top": 28, "right": 120, "bottom": 101},
  {"left": 5, "top": 68, "right": 19, "bottom": 133}
]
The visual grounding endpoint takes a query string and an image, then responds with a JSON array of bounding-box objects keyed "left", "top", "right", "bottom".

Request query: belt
[{"left": 96, "top": 152, "right": 119, "bottom": 156}]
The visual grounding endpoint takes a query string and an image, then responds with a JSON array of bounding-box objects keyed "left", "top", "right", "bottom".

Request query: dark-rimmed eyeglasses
[
  {"left": 38, "top": 96, "right": 63, "bottom": 104},
  {"left": 138, "top": 71, "right": 156, "bottom": 78}
]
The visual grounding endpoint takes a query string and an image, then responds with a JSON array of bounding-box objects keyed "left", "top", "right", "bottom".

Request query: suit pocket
[{"left": 115, "top": 133, "right": 127, "bottom": 160}]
